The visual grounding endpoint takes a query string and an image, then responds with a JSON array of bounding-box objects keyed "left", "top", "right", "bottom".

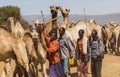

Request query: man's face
[
  {"left": 79, "top": 31, "right": 84, "bottom": 38},
  {"left": 59, "top": 29, "right": 64, "bottom": 36},
  {"left": 50, "top": 33, "right": 56, "bottom": 41},
  {"left": 92, "top": 31, "right": 97, "bottom": 38}
]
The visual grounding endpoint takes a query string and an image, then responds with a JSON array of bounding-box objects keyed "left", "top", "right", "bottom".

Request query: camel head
[
  {"left": 33, "top": 19, "right": 44, "bottom": 35},
  {"left": 33, "top": 19, "right": 41, "bottom": 27},
  {"left": 88, "top": 20, "right": 96, "bottom": 25},
  {"left": 8, "top": 17, "right": 14, "bottom": 22},
  {"left": 59, "top": 6, "right": 70, "bottom": 17},
  {"left": 105, "top": 21, "right": 118, "bottom": 31},
  {"left": 109, "top": 21, "right": 117, "bottom": 27},
  {"left": 50, "top": 5, "right": 59, "bottom": 14}
]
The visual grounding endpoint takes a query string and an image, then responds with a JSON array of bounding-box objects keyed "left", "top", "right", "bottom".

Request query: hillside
[{"left": 23, "top": 13, "right": 120, "bottom": 25}]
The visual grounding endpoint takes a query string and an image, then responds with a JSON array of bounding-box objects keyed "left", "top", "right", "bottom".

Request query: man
[
  {"left": 75, "top": 29, "right": 90, "bottom": 77},
  {"left": 90, "top": 30, "right": 104, "bottom": 77},
  {"left": 42, "top": 30, "right": 64, "bottom": 77},
  {"left": 58, "top": 27, "right": 74, "bottom": 77}
]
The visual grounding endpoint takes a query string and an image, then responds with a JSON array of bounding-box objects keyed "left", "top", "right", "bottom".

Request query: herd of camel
[{"left": 0, "top": 5, "right": 120, "bottom": 77}]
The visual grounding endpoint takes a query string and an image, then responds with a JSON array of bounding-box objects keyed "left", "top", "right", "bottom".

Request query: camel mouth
[{"left": 51, "top": 10, "right": 57, "bottom": 14}]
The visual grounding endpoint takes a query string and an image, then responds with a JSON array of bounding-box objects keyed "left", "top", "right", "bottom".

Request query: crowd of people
[{"left": 42, "top": 27, "right": 104, "bottom": 77}]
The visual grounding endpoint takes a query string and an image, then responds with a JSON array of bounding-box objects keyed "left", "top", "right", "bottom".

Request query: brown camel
[
  {"left": 59, "top": 6, "right": 70, "bottom": 29},
  {"left": 50, "top": 5, "right": 59, "bottom": 29},
  {"left": 0, "top": 26, "right": 30, "bottom": 77}
]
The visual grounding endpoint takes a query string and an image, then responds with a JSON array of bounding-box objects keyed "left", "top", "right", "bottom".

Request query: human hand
[
  {"left": 70, "top": 55, "right": 73, "bottom": 59},
  {"left": 92, "top": 56, "right": 97, "bottom": 60}
]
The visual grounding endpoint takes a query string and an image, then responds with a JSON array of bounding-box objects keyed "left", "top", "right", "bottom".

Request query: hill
[{"left": 23, "top": 13, "right": 120, "bottom": 25}]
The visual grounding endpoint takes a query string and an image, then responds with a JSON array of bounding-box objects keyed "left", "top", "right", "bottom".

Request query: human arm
[
  {"left": 65, "top": 36, "right": 74, "bottom": 57},
  {"left": 42, "top": 31, "right": 50, "bottom": 46},
  {"left": 97, "top": 39, "right": 104, "bottom": 58}
]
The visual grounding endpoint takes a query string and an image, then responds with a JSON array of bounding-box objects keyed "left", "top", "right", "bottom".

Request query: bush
[{"left": 0, "top": 6, "right": 30, "bottom": 30}]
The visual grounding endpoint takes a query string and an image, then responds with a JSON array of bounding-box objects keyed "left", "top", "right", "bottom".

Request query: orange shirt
[
  {"left": 42, "top": 32, "right": 60, "bottom": 64},
  {"left": 78, "top": 38, "right": 83, "bottom": 58}
]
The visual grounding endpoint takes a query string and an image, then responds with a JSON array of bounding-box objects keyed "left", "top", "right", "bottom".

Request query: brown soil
[{"left": 0, "top": 54, "right": 120, "bottom": 77}]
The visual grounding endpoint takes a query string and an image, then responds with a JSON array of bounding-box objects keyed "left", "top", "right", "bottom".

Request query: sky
[{"left": 0, "top": 0, "right": 120, "bottom": 15}]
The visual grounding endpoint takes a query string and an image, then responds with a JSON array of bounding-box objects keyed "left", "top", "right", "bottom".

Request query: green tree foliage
[{"left": 0, "top": 6, "right": 30, "bottom": 30}]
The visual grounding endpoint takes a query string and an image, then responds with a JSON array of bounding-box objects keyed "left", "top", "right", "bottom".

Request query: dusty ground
[{"left": 0, "top": 54, "right": 120, "bottom": 77}]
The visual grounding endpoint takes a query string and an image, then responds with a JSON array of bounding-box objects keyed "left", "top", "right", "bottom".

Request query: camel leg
[
  {"left": 13, "top": 42, "right": 30, "bottom": 77},
  {"left": 1, "top": 59, "right": 11, "bottom": 77},
  {"left": 41, "top": 62, "right": 47, "bottom": 77},
  {"left": 13, "top": 63, "right": 23, "bottom": 77},
  {"left": 106, "top": 40, "right": 112, "bottom": 55},
  {"left": 115, "top": 38, "right": 119, "bottom": 55}
]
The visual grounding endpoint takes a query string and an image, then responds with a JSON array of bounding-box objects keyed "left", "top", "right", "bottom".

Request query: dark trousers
[{"left": 91, "top": 59, "right": 102, "bottom": 77}]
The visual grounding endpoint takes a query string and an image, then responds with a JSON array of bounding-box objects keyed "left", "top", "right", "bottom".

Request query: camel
[
  {"left": 59, "top": 6, "right": 70, "bottom": 29},
  {"left": 8, "top": 17, "right": 25, "bottom": 39},
  {"left": 65, "top": 20, "right": 103, "bottom": 47},
  {"left": 0, "top": 26, "right": 30, "bottom": 77},
  {"left": 8, "top": 17, "right": 47, "bottom": 77},
  {"left": 50, "top": 5, "right": 59, "bottom": 30},
  {"left": 102, "top": 22, "right": 120, "bottom": 55},
  {"left": 59, "top": 7, "right": 103, "bottom": 48},
  {"left": 112, "top": 25, "right": 120, "bottom": 54},
  {"left": 8, "top": 17, "right": 15, "bottom": 34},
  {"left": 5, "top": 17, "right": 26, "bottom": 77},
  {"left": 30, "top": 29, "right": 47, "bottom": 77},
  {"left": 32, "top": 22, "right": 47, "bottom": 77}
]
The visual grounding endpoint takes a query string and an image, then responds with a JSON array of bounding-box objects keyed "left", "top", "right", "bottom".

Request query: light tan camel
[
  {"left": 0, "top": 26, "right": 30, "bottom": 77},
  {"left": 102, "top": 22, "right": 120, "bottom": 55},
  {"left": 113, "top": 25, "right": 120, "bottom": 54},
  {"left": 65, "top": 20, "right": 102, "bottom": 47},
  {"left": 8, "top": 17, "right": 15, "bottom": 34},
  {"left": 59, "top": 6, "right": 70, "bottom": 29},
  {"left": 31, "top": 29, "right": 47, "bottom": 77},
  {"left": 8, "top": 17, "right": 25, "bottom": 39},
  {"left": 8, "top": 17, "right": 47, "bottom": 77},
  {"left": 32, "top": 19, "right": 48, "bottom": 77}
]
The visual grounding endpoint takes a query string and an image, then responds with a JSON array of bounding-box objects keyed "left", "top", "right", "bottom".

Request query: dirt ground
[{"left": 0, "top": 54, "right": 120, "bottom": 77}]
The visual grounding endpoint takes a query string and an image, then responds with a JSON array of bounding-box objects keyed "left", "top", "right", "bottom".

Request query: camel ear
[
  {"left": 50, "top": 6, "right": 52, "bottom": 9},
  {"left": 67, "top": 9, "right": 70, "bottom": 12},
  {"left": 57, "top": 6, "right": 59, "bottom": 9}
]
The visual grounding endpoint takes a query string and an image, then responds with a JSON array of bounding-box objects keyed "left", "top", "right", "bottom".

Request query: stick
[
  {"left": 41, "top": 10, "right": 45, "bottom": 23},
  {"left": 83, "top": 8, "right": 88, "bottom": 37},
  {"left": 45, "top": 16, "right": 61, "bottom": 24}
]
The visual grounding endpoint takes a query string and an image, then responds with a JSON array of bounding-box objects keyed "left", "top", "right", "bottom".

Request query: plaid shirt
[{"left": 43, "top": 32, "right": 60, "bottom": 64}]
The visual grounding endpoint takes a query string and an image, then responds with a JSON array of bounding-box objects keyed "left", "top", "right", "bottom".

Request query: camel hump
[{"left": 15, "top": 21, "right": 24, "bottom": 30}]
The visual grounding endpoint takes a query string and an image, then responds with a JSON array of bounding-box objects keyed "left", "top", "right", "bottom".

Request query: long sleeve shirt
[
  {"left": 42, "top": 32, "right": 60, "bottom": 64},
  {"left": 58, "top": 34, "right": 74, "bottom": 59}
]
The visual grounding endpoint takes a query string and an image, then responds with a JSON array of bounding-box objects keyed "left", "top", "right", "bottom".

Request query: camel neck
[
  {"left": 10, "top": 20, "right": 15, "bottom": 33},
  {"left": 63, "top": 16, "right": 69, "bottom": 25}
]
